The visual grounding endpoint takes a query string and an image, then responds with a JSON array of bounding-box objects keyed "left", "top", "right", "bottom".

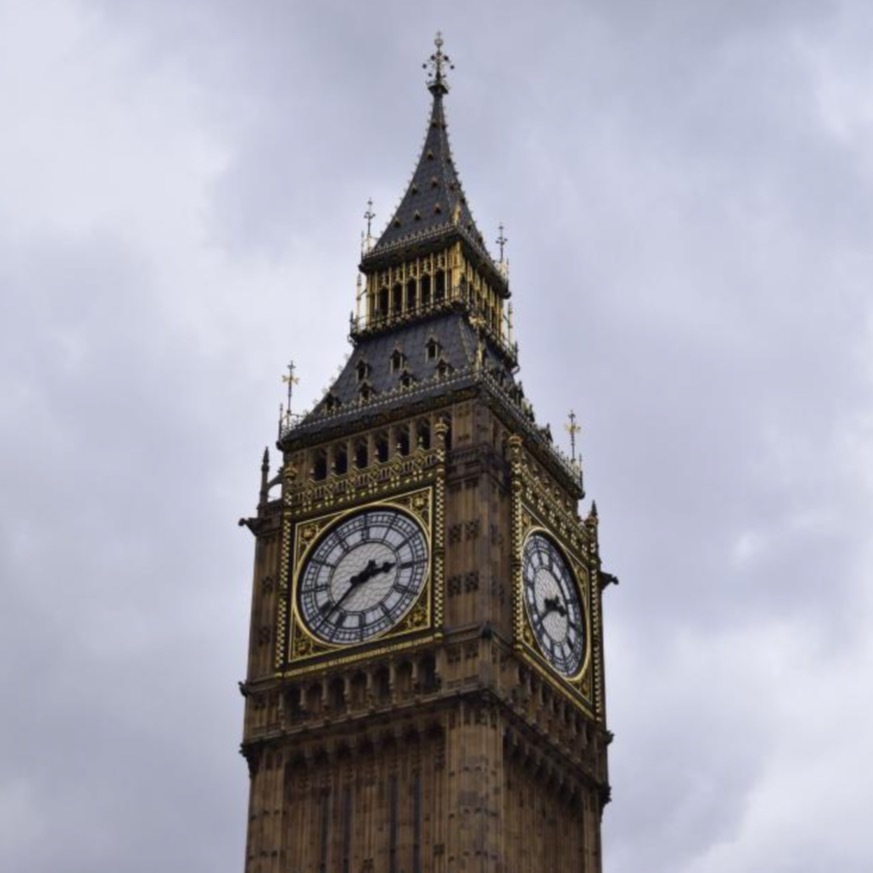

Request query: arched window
[
  {"left": 396, "top": 424, "right": 410, "bottom": 457},
  {"left": 406, "top": 278, "right": 417, "bottom": 311},
  {"left": 416, "top": 420, "right": 431, "bottom": 450},
  {"left": 375, "top": 431, "right": 389, "bottom": 463},
  {"left": 392, "top": 283, "right": 403, "bottom": 315},
  {"left": 420, "top": 275, "right": 431, "bottom": 306},
  {"left": 375, "top": 666, "right": 390, "bottom": 701},
  {"left": 333, "top": 444, "right": 348, "bottom": 475}
]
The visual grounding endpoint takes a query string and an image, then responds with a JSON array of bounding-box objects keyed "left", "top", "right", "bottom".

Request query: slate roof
[
  {"left": 290, "top": 310, "right": 516, "bottom": 437},
  {"left": 361, "top": 88, "right": 507, "bottom": 297}
]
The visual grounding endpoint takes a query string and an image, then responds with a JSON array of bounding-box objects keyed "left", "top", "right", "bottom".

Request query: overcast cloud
[{"left": 2, "top": 1, "right": 872, "bottom": 871}]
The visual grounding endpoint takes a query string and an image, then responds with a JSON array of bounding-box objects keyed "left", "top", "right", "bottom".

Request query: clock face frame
[
  {"left": 296, "top": 507, "right": 429, "bottom": 646},
  {"left": 522, "top": 531, "right": 587, "bottom": 678}
]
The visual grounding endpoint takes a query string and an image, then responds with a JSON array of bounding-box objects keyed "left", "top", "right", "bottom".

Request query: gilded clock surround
[{"left": 287, "top": 490, "right": 437, "bottom": 661}]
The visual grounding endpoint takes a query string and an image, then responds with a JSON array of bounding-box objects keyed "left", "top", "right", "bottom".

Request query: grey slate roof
[{"left": 292, "top": 311, "right": 517, "bottom": 435}]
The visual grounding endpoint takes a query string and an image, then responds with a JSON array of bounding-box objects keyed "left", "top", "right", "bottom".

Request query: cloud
[{"left": 2, "top": 1, "right": 872, "bottom": 871}]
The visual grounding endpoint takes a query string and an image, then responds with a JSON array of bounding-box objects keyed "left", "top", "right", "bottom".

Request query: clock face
[
  {"left": 297, "top": 508, "right": 429, "bottom": 645},
  {"left": 522, "top": 532, "right": 586, "bottom": 677}
]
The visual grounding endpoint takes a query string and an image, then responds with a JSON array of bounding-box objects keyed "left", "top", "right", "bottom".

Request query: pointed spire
[{"left": 361, "top": 34, "right": 505, "bottom": 295}]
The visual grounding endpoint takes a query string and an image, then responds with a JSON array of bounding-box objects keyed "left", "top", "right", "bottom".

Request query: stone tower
[{"left": 239, "top": 35, "right": 614, "bottom": 873}]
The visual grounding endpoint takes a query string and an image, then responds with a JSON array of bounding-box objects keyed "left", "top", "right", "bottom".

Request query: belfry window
[
  {"left": 420, "top": 275, "right": 431, "bottom": 306},
  {"left": 377, "top": 288, "right": 389, "bottom": 317},
  {"left": 392, "top": 283, "right": 402, "bottom": 315},
  {"left": 354, "top": 438, "right": 368, "bottom": 469},
  {"left": 313, "top": 449, "right": 328, "bottom": 481},
  {"left": 406, "top": 278, "right": 417, "bottom": 311},
  {"left": 435, "top": 270, "right": 446, "bottom": 301}
]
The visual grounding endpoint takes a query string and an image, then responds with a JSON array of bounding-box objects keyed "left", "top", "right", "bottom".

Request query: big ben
[{"left": 239, "top": 35, "right": 614, "bottom": 873}]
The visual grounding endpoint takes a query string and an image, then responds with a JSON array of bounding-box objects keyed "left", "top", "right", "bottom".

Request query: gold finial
[
  {"left": 281, "top": 361, "right": 300, "bottom": 429},
  {"left": 424, "top": 32, "right": 454, "bottom": 95},
  {"left": 565, "top": 410, "right": 581, "bottom": 462}
]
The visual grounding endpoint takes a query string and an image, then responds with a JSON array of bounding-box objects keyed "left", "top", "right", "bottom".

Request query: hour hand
[{"left": 542, "top": 595, "right": 567, "bottom": 618}]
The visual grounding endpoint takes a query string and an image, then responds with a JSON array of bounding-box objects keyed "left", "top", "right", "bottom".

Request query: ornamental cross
[{"left": 424, "top": 32, "right": 454, "bottom": 92}]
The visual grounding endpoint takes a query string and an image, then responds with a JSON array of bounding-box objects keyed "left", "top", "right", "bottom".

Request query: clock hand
[
  {"left": 320, "top": 559, "right": 397, "bottom": 615},
  {"left": 542, "top": 595, "right": 567, "bottom": 618}
]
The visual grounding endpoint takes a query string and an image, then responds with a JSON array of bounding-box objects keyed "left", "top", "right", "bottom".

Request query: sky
[{"left": 2, "top": 0, "right": 872, "bottom": 871}]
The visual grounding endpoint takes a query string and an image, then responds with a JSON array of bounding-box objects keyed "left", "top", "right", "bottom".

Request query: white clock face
[
  {"left": 522, "top": 532, "right": 586, "bottom": 677},
  {"left": 297, "top": 508, "right": 429, "bottom": 645}
]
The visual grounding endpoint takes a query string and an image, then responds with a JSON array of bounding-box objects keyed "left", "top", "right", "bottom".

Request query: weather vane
[
  {"left": 424, "top": 31, "right": 454, "bottom": 93},
  {"left": 565, "top": 410, "right": 581, "bottom": 462}
]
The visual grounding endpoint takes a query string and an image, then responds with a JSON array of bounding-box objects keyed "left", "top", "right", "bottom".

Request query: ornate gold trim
[
  {"left": 509, "top": 432, "right": 596, "bottom": 709},
  {"left": 281, "top": 487, "right": 440, "bottom": 670}
]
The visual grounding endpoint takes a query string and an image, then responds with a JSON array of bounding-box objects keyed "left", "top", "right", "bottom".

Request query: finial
[
  {"left": 281, "top": 361, "right": 299, "bottom": 432},
  {"left": 496, "top": 224, "right": 507, "bottom": 261},
  {"left": 424, "top": 32, "right": 454, "bottom": 95},
  {"left": 364, "top": 198, "right": 375, "bottom": 237},
  {"left": 362, "top": 199, "right": 376, "bottom": 254},
  {"left": 565, "top": 410, "right": 581, "bottom": 462}
]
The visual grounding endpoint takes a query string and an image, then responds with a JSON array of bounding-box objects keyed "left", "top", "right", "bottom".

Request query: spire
[{"left": 362, "top": 34, "right": 503, "bottom": 290}]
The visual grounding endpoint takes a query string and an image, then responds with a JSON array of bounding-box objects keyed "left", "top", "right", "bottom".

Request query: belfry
[{"left": 239, "top": 34, "right": 614, "bottom": 873}]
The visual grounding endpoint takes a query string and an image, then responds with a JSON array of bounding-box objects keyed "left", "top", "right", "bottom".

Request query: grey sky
[{"left": 2, "top": 1, "right": 872, "bottom": 871}]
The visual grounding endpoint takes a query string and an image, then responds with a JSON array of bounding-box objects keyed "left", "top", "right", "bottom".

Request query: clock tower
[{"left": 239, "top": 35, "right": 614, "bottom": 873}]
